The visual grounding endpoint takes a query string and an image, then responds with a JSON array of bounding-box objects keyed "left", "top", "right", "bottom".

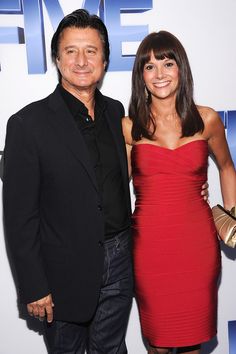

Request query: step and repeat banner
[{"left": 0, "top": 1, "right": 236, "bottom": 353}]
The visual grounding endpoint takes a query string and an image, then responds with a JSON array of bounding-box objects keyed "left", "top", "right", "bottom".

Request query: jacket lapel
[{"left": 47, "top": 87, "right": 98, "bottom": 192}]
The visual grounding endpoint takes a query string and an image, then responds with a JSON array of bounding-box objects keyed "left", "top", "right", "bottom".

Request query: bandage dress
[{"left": 131, "top": 140, "right": 221, "bottom": 347}]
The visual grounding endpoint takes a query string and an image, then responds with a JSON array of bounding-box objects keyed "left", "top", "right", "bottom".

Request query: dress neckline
[{"left": 133, "top": 139, "right": 207, "bottom": 152}]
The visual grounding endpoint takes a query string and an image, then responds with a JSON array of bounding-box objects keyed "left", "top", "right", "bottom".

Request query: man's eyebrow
[
  {"left": 64, "top": 45, "right": 77, "bottom": 49},
  {"left": 63, "top": 45, "right": 98, "bottom": 50},
  {"left": 85, "top": 45, "right": 98, "bottom": 50}
]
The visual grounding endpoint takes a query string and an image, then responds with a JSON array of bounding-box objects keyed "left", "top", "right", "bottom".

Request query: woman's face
[{"left": 143, "top": 51, "right": 179, "bottom": 101}]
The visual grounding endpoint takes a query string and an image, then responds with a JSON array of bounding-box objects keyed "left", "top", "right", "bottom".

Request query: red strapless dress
[{"left": 131, "top": 140, "right": 221, "bottom": 348}]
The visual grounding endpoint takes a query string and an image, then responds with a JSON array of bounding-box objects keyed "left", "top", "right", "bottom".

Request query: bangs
[
  {"left": 152, "top": 46, "right": 176, "bottom": 61},
  {"left": 139, "top": 32, "right": 178, "bottom": 67}
]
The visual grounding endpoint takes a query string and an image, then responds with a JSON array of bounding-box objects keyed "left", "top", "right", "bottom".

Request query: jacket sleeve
[{"left": 3, "top": 114, "right": 50, "bottom": 304}]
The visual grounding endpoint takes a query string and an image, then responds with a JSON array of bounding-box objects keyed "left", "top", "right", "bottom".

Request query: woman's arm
[
  {"left": 122, "top": 116, "right": 133, "bottom": 179},
  {"left": 204, "top": 107, "right": 236, "bottom": 210}
]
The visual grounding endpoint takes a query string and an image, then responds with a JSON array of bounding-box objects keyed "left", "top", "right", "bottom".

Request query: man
[
  {"left": 3, "top": 9, "right": 208, "bottom": 354},
  {"left": 3, "top": 9, "right": 133, "bottom": 353}
]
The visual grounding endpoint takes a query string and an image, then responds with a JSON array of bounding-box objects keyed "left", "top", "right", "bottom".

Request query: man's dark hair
[{"left": 51, "top": 9, "right": 110, "bottom": 72}]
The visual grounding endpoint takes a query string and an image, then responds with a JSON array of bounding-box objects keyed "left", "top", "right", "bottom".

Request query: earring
[{"left": 145, "top": 86, "right": 149, "bottom": 102}]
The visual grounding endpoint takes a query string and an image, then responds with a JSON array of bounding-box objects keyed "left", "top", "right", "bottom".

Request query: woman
[{"left": 122, "top": 31, "right": 236, "bottom": 354}]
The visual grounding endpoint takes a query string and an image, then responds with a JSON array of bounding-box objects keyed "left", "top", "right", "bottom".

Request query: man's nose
[{"left": 75, "top": 51, "right": 88, "bottom": 67}]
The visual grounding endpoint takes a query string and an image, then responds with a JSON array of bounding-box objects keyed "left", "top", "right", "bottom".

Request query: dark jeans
[{"left": 44, "top": 229, "right": 134, "bottom": 354}]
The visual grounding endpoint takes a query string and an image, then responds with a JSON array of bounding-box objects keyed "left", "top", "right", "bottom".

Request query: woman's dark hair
[
  {"left": 51, "top": 9, "right": 110, "bottom": 79},
  {"left": 129, "top": 31, "right": 204, "bottom": 140}
]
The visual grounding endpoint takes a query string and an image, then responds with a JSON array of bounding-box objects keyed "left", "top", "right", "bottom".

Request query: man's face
[{"left": 56, "top": 26, "right": 106, "bottom": 94}]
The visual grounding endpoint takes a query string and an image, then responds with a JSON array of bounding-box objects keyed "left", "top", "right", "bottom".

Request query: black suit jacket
[{"left": 3, "top": 86, "right": 131, "bottom": 322}]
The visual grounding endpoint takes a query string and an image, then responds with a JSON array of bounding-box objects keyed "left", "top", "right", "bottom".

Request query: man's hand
[
  {"left": 27, "top": 294, "right": 54, "bottom": 323},
  {"left": 201, "top": 181, "right": 209, "bottom": 202}
]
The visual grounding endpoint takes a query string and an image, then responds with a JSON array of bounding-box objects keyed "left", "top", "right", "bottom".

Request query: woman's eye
[
  {"left": 145, "top": 64, "right": 154, "bottom": 71},
  {"left": 165, "top": 61, "right": 174, "bottom": 68}
]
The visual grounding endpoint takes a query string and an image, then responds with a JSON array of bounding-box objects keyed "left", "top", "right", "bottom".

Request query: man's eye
[
  {"left": 87, "top": 49, "right": 96, "bottom": 54},
  {"left": 66, "top": 49, "right": 76, "bottom": 54}
]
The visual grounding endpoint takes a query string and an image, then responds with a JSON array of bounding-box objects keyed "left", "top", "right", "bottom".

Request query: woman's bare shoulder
[
  {"left": 197, "top": 105, "right": 224, "bottom": 138},
  {"left": 197, "top": 105, "right": 220, "bottom": 123},
  {"left": 122, "top": 116, "right": 133, "bottom": 145},
  {"left": 122, "top": 116, "right": 133, "bottom": 128}
]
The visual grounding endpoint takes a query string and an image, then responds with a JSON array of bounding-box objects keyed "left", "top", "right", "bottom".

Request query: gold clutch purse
[{"left": 212, "top": 204, "right": 236, "bottom": 248}]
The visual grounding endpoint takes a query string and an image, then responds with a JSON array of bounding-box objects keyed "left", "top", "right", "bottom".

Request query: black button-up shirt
[{"left": 59, "top": 85, "right": 129, "bottom": 239}]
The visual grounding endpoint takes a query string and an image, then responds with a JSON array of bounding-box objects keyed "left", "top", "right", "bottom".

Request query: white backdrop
[{"left": 0, "top": 1, "right": 236, "bottom": 353}]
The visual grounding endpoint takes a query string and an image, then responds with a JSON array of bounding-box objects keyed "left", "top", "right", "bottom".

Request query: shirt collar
[{"left": 58, "top": 84, "right": 106, "bottom": 120}]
